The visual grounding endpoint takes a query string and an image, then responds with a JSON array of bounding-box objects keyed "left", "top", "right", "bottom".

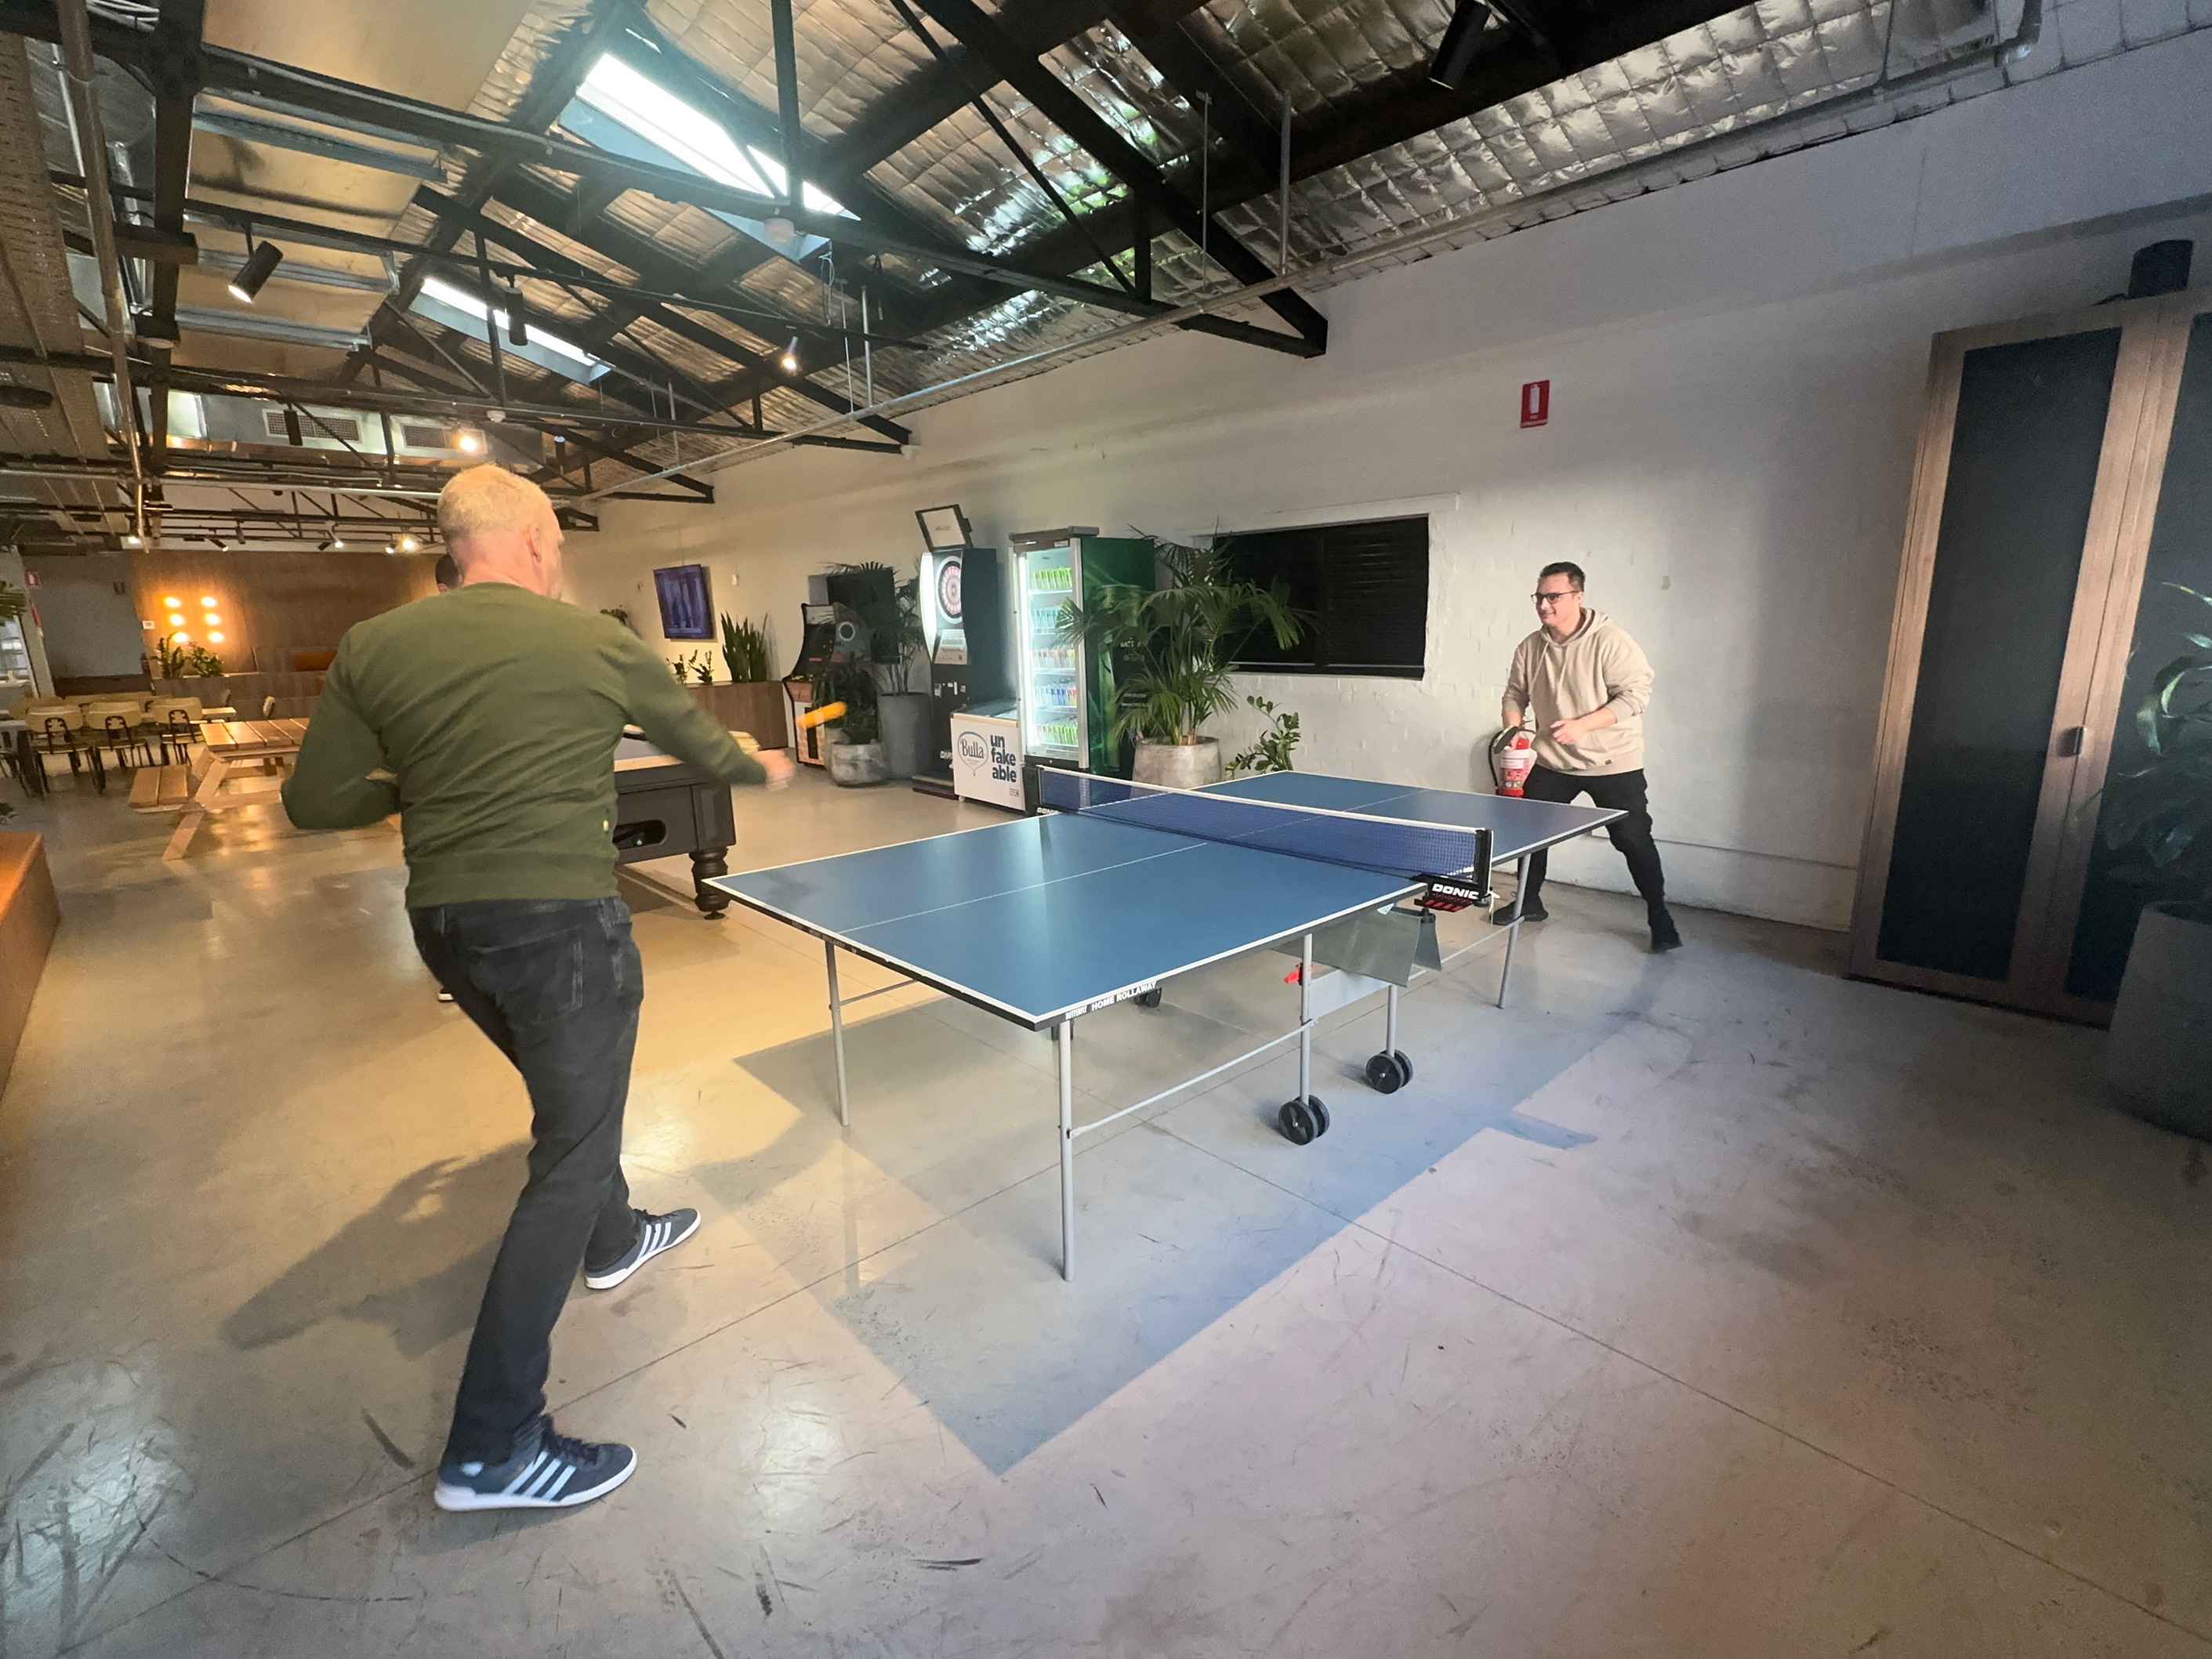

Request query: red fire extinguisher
[{"left": 1491, "top": 727, "right": 1536, "bottom": 796}]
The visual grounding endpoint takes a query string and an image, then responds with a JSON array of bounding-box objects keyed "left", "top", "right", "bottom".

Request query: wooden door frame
[{"left": 1847, "top": 288, "right": 2207, "bottom": 1021}]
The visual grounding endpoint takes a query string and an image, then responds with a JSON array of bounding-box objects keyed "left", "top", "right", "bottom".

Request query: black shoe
[
  {"left": 1648, "top": 909, "right": 1683, "bottom": 952},
  {"left": 583, "top": 1207, "right": 700, "bottom": 1291},
  {"left": 433, "top": 1417, "right": 636, "bottom": 1512},
  {"left": 1492, "top": 894, "right": 1548, "bottom": 925}
]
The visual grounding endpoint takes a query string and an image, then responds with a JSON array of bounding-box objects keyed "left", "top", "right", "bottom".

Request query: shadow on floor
[
  {"left": 223, "top": 1146, "right": 525, "bottom": 1359},
  {"left": 725, "top": 945, "right": 1652, "bottom": 1472}
]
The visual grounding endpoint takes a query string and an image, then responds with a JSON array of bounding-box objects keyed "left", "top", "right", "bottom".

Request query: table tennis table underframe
[{"left": 799, "top": 846, "right": 1555, "bottom": 1280}]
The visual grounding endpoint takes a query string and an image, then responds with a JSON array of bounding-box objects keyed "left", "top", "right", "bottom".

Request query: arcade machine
[
  {"left": 781, "top": 570, "right": 883, "bottom": 766},
  {"left": 911, "top": 504, "right": 1011, "bottom": 800}
]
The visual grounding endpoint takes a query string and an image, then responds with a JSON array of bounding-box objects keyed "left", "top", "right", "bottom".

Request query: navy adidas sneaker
[
  {"left": 583, "top": 1206, "right": 700, "bottom": 1291},
  {"left": 433, "top": 1418, "right": 635, "bottom": 1512}
]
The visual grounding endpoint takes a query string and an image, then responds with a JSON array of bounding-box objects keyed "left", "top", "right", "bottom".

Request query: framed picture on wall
[{"left": 654, "top": 564, "right": 713, "bottom": 639}]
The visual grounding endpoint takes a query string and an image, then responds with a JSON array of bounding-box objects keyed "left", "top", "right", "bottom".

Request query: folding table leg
[
  {"left": 1497, "top": 853, "right": 1529, "bottom": 1008},
  {"left": 825, "top": 938, "right": 850, "bottom": 1128},
  {"left": 1057, "top": 1020, "right": 1076, "bottom": 1281}
]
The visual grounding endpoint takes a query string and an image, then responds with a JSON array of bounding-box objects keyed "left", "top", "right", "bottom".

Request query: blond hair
[{"left": 437, "top": 465, "right": 553, "bottom": 545}]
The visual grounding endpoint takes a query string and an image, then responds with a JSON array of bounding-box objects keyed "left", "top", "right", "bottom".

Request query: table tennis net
[{"left": 1037, "top": 770, "right": 1489, "bottom": 881}]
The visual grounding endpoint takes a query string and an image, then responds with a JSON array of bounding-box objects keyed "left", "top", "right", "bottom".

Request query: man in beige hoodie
[{"left": 1496, "top": 561, "right": 1681, "bottom": 952}]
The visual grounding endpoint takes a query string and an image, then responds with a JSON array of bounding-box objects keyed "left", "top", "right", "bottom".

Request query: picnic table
[{"left": 154, "top": 719, "right": 312, "bottom": 861}]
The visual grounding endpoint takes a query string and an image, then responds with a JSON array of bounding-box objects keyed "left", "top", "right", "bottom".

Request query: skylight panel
[
  {"left": 575, "top": 54, "right": 855, "bottom": 219},
  {"left": 418, "top": 276, "right": 602, "bottom": 375},
  {"left": 577, "top": 55, "right": 774, "bottom": 199}
]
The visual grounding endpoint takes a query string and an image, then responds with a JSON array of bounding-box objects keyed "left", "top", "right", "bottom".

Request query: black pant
[
  {"left": 411, "top": 897, "right": 644, "bottom": 1466},
  {"left": 1520, "top": 765, "right": 1669, "bottom": 913}
]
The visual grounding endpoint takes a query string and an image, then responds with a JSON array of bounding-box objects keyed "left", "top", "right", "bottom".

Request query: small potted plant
[
  {"left": 2101, "top": 581, "right": 2212, "bottom": 1138},
  {"left": 1061, "top": 539, "right": 1304, "bottom": 788}
]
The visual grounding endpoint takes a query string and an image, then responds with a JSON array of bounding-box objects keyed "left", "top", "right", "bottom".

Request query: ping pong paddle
[{"left": 797, "top": 701, "right": 846, "bottom": 730}]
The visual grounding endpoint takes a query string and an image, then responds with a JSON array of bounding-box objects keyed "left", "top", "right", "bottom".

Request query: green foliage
[
  {"left": 720, "top": 612, "right": 773, "bottom": 683},
  {"left": 184, "top": 644, "right": 223, "bottom": 676},
  {"left": 153, "top": 636, "right": 192, "bottom": 679},
  {"left": 669, "top": 649, "right": 714, "bottom": 684},
  {"left": 810, "top": 660, "right": 879, "bottom": 744},
  {"left": 2101, "top": 582, "right": 2212, "bottom": 905},
  {"left": 0, "top": 580, "right": 25, "bottom": 625},
  {"left": 600, "top": 607, "right": 632, "bottom": 630},
  {"left": 1060, "top": 540, "right": 1306, "bottom": 748},
  {"left": 1228, "top": 694, "right": 1302, "bottom": 776},
  {"left": 830, "top": 561, "right": 927, "bottom": 692}
]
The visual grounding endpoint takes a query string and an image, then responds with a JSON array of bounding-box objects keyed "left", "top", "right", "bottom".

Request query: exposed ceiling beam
[
  {"left": 897, "top": 0, "right": 1745, "bottom": 346},
  {"left": 902, "top": 0, "right": 1325, "bottom": 353},
  {"left": 813, "top": 0, "right": 1211, "bottom": 191},
  {"left": 1288, "top": 0, "right": 1746, "bottom": 179},
  {"left": 484, "top": 172, "right": 916, "bottom": 444}
]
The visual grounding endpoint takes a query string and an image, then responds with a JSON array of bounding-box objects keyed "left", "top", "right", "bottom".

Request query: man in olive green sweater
[{"left": 285, "top": 465, "right": 792, "bottom": 1513}]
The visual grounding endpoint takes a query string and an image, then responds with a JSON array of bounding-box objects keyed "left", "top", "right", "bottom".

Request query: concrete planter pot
[
  {"left": 1133, "top": 737, "right": 1223, "bottom": 789},
  {"left": 825, "top": 737, "right": 890, "bottom": 787},
  {"left": 2105, "top": 900, "right": 2212, "bottom": 1139},
  {"left": 878, "top": 692, "right": 930, "bottom": 779}
]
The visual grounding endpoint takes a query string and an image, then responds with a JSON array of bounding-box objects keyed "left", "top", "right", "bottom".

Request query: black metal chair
[
  {"left": 157, "top": 707, "right": 198, "bottom": 764},
  {"left": 37, "top": 714, "right": 103, "bottom": 793},
  {"left": 99, "top": 713, "right": 158, "bottom": 771}
]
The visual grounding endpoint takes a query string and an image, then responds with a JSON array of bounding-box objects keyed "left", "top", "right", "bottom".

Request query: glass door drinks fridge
[{"left": 1010, "top": 530, "right": 1155, "bottom": 775}]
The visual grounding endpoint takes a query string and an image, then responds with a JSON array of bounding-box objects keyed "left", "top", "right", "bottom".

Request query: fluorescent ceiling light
[
  {"left": 576, "top": 54, "right": 853, "bottom": 219},
  {"left": 418, "top": 276, "right": 601, "bottom": 374}
]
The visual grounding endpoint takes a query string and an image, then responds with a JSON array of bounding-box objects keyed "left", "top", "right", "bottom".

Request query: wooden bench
[
  {"left": 0, "top": 831, "right": 59, "bottom": 1096},
  {"left": 128, "top": 762, "right": 194, "bottom": 812}
]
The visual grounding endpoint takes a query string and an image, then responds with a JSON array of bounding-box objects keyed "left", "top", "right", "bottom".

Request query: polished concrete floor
[{"left": 0, "top": 764, "right": 2206, "bottom": 1657}]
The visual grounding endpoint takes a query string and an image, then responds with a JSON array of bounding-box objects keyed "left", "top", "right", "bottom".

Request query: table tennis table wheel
[
  {"left": 1278, "top": 1096, "right": 1329, "bottom": 1144},
  {"left": 1137, "top": 987, "right": 1162, "bottom": 1009},
  {"left": 1365, "top": 1050, "right": 1412, "bottom": 1093}
]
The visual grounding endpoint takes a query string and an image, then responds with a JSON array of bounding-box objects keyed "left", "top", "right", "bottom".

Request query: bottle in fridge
[{"left": 1010, "top": 528, "right": 1155, "bottom": 776}]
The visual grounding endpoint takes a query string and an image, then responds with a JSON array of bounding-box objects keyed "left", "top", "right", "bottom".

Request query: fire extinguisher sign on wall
[{"left": 1520, "top": 379, "right": 1550, "bottom": 428}]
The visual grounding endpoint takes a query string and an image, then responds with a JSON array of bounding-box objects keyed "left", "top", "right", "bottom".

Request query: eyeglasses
[{"left": 1532, "top": 590, "right": 1579, "bottom": 606}]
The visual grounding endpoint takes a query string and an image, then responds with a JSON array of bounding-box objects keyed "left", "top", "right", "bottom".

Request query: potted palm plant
[
  {"left": 2101, "top": 582, "right": 2212, "bottom": 1138},
  {"left": 1061, "top": 540, "right": 1304, "bottom": 788},
  {"left": 831, "top": 562, "right": 930, "bottom": 778}
]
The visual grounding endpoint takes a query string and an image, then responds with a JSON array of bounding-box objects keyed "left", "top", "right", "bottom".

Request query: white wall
[
  {"left": 22, "top": 553, "right": 144, "bottom": 680},
  {"left": 566, "top": 28, "right": 2212, "bottom": 929}
]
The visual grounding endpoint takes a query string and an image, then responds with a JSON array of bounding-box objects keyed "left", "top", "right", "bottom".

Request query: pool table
[{"left": 613, "top": 734, "right": 737, "bottom": 917}]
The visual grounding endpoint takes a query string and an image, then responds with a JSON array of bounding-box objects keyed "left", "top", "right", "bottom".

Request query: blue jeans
[{"left": 411, "top": 897, "right": 644, "bottom": 1465}]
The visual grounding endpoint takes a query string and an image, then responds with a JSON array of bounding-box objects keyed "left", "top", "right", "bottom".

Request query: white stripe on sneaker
[
  {"left": 525, "top": 1459, "right": 568, "bottom": 1499},
  {"left": 501, "top": 1451, "right": 548, "bottom": 1495},
  {"left": 542, "top": 1463, "right": 578, "bottom": 1501}
]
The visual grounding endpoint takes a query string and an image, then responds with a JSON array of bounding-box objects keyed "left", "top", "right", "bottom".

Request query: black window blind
[{"left": 1218, "top": 514, "right": 1428, "bottom": 677}]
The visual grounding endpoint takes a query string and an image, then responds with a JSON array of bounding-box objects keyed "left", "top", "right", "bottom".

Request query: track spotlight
[
  {"left": 397, "top": 534, "right": 421, "bottom": 553},
  {"left": 122, "top": 531, "right": 142, "bottom": 547},
  {"left": 318, "top": 532, "right": 346, "bottom": 551},
  {"left": 1427, "top": 0, "right": 1492, "bottom": 89},
  {"left": 227, "top": 238, "right": 285, "bottom": 303},
  {"left": 506, "top": 288, "right": 530, "bottom": 346},
  {"left": 209, "top": 534, "right": 228, "bottom": 551},
  {"left": 780, "top": 335, "right": 801, "bottom": 375},
  {"left": 457, "top": 429, "right": 484, "bottom": 455}
]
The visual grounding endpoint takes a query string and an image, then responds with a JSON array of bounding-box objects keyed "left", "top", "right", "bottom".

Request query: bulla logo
[{"left": 956, "top": 733, "right": 988, "bottom": 763}]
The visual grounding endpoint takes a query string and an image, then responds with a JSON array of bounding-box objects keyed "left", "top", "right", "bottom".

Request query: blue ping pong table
[{"left": 709, "top": 770, "right": 1619, "bottom": 1277}]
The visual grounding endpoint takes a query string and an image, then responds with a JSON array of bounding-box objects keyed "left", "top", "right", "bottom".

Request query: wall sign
[{"left": 1520, "top": 379, "right": 1550, "bottom": 429}]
